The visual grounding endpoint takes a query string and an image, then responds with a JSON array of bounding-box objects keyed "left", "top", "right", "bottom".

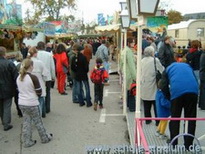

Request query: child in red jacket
[{"left": 90, "top": 58, "right": 109, "bottom": 111}]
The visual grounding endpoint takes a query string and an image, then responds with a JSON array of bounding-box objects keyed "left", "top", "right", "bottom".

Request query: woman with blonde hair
[{"left": 16, "top": 58, "right": 52, "bottom": 148}]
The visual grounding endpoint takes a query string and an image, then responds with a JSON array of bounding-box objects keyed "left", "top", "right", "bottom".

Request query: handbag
[
  {"left": 154, "top": 57, "right": 162, "bottom": 83},
  {"left": 62, "top": 65, "right": 68, "bottom": 74}
]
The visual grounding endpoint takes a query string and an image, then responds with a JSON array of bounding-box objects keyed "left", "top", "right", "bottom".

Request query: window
[
  {"left": 175, "top": 30, "right": 179, "bottom": 38},
  {"left": 197, "top": 28, "right": 204, "bottom": 37}
]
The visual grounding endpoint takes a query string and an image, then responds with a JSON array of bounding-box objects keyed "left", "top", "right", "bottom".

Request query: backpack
[{"left": 92, "top": 69, "right": 104, "bottom": 84}]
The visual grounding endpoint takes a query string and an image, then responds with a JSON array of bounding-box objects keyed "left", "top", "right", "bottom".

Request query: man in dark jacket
[
  {"left": 160, "top": 62, "right": 198, "bottom": 150},
  {"left": 0, "top": 47, "right": 18, "bottom": 131},
  {"left": 158, "top": 36, "right": 175, "bottom": 68},
  {"left": 71, "top": 43, "right": 92, "bottom": 107}
]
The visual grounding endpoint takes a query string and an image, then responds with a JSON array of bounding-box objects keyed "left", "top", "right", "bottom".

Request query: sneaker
[
  {"left": 61, "top": 92, "right": 68, "bottom": 95},
  {"left": 94, "top": 103, "right": 97, "bottom": 111},
  {"left": 159, "top": 134, "right": 168, "bottom": 140},
  {"left": 24, "top": 140, "right": 37, "bottom": 148},
  {"left": 4, "top": 125, "right": 13, "bottom": 131},
  {"left": 87, "top": 103, "right": 92, "bottom": 107},
  {"left": 42, "top": 133, "right": 53, "bottom": 144},
  {"left": 79, "top": 103, "right": 85, "bottom": 107},
  {"left": 99, "top": 104, "right": 103, "bottom": 109},
  {"left": 155, "top": 130, "right": 161, "bottom": 137},
  {"left": 103, "top": 82, "right": 110, "bottom": 86}
]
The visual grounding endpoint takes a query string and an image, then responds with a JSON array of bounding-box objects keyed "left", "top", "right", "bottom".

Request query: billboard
[{"left": 147, "top": 16, "right": 168, "bottom": 33}]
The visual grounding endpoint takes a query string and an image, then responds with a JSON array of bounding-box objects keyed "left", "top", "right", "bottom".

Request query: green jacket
[
  {"left": 120, "top": 46, "right": 137, "bottom": 90},
  {"left": 68, "top": 51, "right": 77, "bottom": 79}
]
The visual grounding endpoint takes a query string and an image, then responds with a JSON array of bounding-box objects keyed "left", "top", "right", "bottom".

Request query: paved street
[
  {"left": 0, "top": 59, "right": 128, "bottom": 154},
  {"left": 1, "top": 57, "right": 205, "bottom": 154}
]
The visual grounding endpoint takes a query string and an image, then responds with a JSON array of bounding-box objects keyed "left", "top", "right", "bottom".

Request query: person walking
[
  {"left": 158, "top": 36, "right": 175, "bottom": 68},
  {"left": 0, "top": 46, "right": 18, "bottom": 131},
  {"left": 71, "top": 43, "right": 92, "bottom": 107},
  {"left": 37, "top": 41, "right": 56, "bottom": 113},
  {"left": 120, "top": 37, "right": 137, "bottom": 112},
  {"left": 95, "top": 40, "right": 109, "bottom": 72},
  {"left": 186, "top": 40, "right": 202, "bottom": 83},
  {"left": 155, "top": 80, "right": 171, "bottom": 140},
  {"left": 20, "top": 43, "right": 28, "bottom": 59},
  {"left": 53, "top": 43, "right": 69, "bottom": 95},
  {"left": 13, "top": 52, "right": 23, "bottom": 117},
  {"left": 160, "top": 62, "right": 198, "bottom": 150},
  {"left": 29, "top": 47, "right": 49, "bottom": 118},
  {"left": 141, "top": 46, "right": 164, "bottom": 125},
  {"left": 199, "top": 49, "right": 205, "bottom": 110},
  {"left": 82, "top": 43, "right": 92, "bottom": 64},
  {"left": 16, "top": 58, "right": 53, "bottom": 148},
  {"left": 90, "top": 58, "right": 109, "bottom": 111}
]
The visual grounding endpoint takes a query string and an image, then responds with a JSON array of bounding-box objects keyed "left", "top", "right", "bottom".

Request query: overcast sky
[{"left": 14, "top": 0, "right": 205, "bottom": 23}]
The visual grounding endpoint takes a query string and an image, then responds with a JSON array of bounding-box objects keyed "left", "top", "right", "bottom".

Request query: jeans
[
  {"left": 38, "top": 97, "right": 46, "bottom": 117},
  {"left": 82, "top": 79, "right": 92, "bottom": 105},
  {"left": 103, "top": 61, "right": 110, "bottom": 73},
  {"left": 72, "top": 79, "right": 84, "bottom": 102},
  {"left": 76, "top": 79, "right": 91, "bottom": 105},
  {"left": 0, "top": 98, "right": 12, "bottom": 129},
  {"left": 194, "top": 70, "right": 199, "bottom": 84}
]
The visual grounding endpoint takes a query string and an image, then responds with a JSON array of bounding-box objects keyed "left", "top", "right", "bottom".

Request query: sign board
[{"left": 147, "top": 16, "right": 168, "bottom": 33}]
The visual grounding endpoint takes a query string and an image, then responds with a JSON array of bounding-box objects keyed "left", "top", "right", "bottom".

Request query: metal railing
[{"left": 135, "top": 117, "right": 205, "bottom": 154}]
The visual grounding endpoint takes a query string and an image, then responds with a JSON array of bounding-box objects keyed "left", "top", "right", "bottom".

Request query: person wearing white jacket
[
  {"left": 29, "top": 47, "right": 49, "bottom": 118},
  {"left": 141, "top": 46, "right": 164, "bottom": 125},
  {"left": 37, "top": 41, "right": 56, "bottom": 114}
]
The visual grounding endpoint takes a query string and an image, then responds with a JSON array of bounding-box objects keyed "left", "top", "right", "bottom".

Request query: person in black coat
[
  {"left": 186, "top": 40, "right": 202, "bottom": 83},
  {"left": 199, "top": 50, "right": 205, "bottom": 110},
  {"left": 158, "top": 36, "right": 175, "bottom": 68},
  {"left": 71, "top": 43, "right": 92, "bottom": 107},
  {"left": 20, "top": 43, "right": 28, "bottom": 59},
  {"left": 0, "top": 46, "right": 18, "bottom": 131}
]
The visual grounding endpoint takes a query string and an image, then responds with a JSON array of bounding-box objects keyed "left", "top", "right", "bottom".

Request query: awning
[
  {"left": 95, "top": 24, "right": 120, "bottom": 32},
  {"left": 95, "top": 24, "right": 137, "bottom": 32}
]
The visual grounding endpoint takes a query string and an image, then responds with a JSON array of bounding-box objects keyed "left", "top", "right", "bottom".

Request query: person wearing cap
[{"left": 158, "top": 36, "right": 175, "bottom": 68}]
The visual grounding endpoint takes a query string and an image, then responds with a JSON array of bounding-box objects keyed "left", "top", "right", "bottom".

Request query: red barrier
[{"left": 135, "top": 117, "right": 205, "bottom": 153}]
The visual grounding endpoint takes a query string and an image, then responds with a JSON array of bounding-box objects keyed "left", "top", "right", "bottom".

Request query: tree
[
  {"left": 27, "top": 0, "right": 77, "bottom": 21},
  {"left": 167, "top": 10, "right": 183, "bottom": 25}
]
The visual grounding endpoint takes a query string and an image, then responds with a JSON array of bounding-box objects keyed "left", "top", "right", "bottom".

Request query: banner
[
  {"left": 35, "top": 22, "right": 56, "bottom": 35},
  {"left": 98, "top": 13, "right": 106, "bottom": 26},
  {"left": 0, "top": 0, "right": 22, "bottom": 25},
  {"left": 147, "top": 16, "right": 168, "bottom": 33}
]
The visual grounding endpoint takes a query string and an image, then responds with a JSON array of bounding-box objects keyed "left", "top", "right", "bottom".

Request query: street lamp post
[
  {"left": 120, "top": 2, "right": 130, "bottom": 115},
  {"left": 127, "top": 0, "right": 159, "bottom": 146}
]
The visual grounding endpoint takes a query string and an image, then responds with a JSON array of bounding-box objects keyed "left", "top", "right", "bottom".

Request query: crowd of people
[
  {"left": 0, "top": 37, "right": 114, "bottom": 148},
  {"left": 0, "top": 33, "right": 204, "bottom": 150},
  {"left": 121, "top": 34, "right": 204, "bottom": 151}
]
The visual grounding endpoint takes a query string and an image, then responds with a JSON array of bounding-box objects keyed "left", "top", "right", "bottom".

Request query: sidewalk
[
  {"left": 0, "top": 58, "right": 128, "bottom": 154},
  {"left": 126, "top": 105, "right": 205, "bottom": 151}
]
